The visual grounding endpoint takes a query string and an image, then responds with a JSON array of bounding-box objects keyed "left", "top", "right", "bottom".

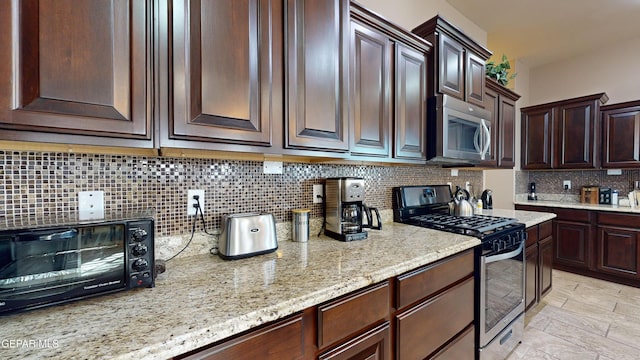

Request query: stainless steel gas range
[{"left": 393, "top": 185, "right": 525, "bottom": 360}]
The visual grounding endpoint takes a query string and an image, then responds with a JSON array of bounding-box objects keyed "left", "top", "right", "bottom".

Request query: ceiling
[{"left": 445, "top": 0, "right": 640, "bottom": 68}]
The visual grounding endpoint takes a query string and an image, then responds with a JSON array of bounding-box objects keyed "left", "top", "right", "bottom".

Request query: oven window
[
  {"left": 0, "top": 225, "right": 126, "bottom": 297},
  {"left": 484, "top": 251, "right": 524, "bottom": 331}
]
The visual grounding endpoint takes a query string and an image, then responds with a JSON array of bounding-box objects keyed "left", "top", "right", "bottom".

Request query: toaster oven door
[{"left": 0, "top": 224, "right": 127, "bottom": 314}]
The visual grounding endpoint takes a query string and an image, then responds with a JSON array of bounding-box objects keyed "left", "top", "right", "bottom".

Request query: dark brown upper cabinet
[
  {"left": 412, "top": 16, "right": 492, "bottom": 107},
  {"left": 483, "top": 79, "right": 520, "bottom": 168},
  {"left": 348, "top": 20, "right": 392, "bottom": 157},
  {"left": 167, "top": 0, "right": 282, "bottom": 148},
  {"left": 521, "top": 93, "right": 608, "bottom": 170},
  {"left": 601, "top": 100, "right": 640, "bottom": 168},
  {"left": 394, "top": 43, "right": 427, "bottom": 160},
  {"left": 0, "top": 0, "right": 153, "bottom": 148},
  {"left": 285, "top": 0, "right": 350, "bottom": 152},
  {"left": 348, "top": 3, "right": 431, "bottom": 162}
]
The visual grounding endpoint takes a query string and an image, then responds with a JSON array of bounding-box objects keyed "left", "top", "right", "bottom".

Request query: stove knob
[
  {"left": 132, "top": 244, "right": 148, "bottom": 257},
  {"left": 131, "top": 228, "right": 148, "bottom": 242},
  {"left": 132, "top": 258, "right": 149, "bottom": 272}
]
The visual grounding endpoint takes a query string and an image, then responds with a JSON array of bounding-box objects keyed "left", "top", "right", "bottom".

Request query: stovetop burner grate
[{"left": 406, "top": 213, "right": 519, "bottom": 239}]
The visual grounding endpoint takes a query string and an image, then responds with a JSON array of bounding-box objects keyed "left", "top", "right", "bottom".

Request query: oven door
[
  {"left": 479, "top": 239, "right": 525, "bottom": 347},
  {"left": 0, "top": 224, "right": 127, "bottom": 314}
]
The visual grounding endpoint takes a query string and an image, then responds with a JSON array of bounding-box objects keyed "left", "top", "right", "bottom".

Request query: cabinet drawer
[
  {"left": 319, "top": 322, "right": 391, "bottom": 360},
  {"left": 431, "top": 324, "right": 475, "bottom": 360},
  {"left": 598, "top": 212, "right": 640, "bottom": 227},
  {"left": 396, "top": 277, "right": 474, "bottom": 360},
  {"left": 554, "top": 208, "right": 591, "bottom": 222},
  {"left": 539, "top": 220, "right": 553, "bottom": 239},
  {"left": 526, "top": 226, "right": 539, "bottom": 247},
  {"left": 396, "top": 250, "right": 473, "bottom": 310},
  {"left": 180, "top": 313, "right": 304, "bottom": 360},
  {"left": 318, "top": 281, "right": 390, "bottom": 349}
]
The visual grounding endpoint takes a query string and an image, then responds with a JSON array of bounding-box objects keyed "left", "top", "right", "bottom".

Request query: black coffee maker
[
  {"left": 324, "top": 177, "right": 382, "bottom": 242},
  {"left": 480, "top": 189, "right": 493, "bottom": 209}
]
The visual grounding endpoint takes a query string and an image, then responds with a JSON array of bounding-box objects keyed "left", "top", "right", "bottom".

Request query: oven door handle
[{"left": 485, "top": 241, "right": 524, "bottom": 264}]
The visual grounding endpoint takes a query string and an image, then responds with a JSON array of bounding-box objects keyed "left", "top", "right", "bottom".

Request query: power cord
[{"left": 165, "top": 195, "right": 213, "bottom": 262}]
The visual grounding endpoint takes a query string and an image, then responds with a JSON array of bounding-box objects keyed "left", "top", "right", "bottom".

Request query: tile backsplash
[
  {"left": 0, "top": 151, "right": 482, "bottom": 237},
  {"left": 518, "top": 169, "right": 640, "bottom": 196}
]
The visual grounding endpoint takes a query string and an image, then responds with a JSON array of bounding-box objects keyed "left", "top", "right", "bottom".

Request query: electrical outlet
[
  {"left": 78, "top": 191, "right": 105, "bottom": 220},
  {"left": 563, "top": 180, "right": 571, "bottom": 190},
  {"left": 313, "top": 184, "right": 323, "bottom": 204},
  {"left": 187, "top": 189, "right": 205, "bottom": 216}
]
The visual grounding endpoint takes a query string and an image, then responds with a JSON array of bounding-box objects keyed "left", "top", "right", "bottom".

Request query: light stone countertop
[
  {"left": 0, "top": 209, "right": 554, "bottom": 359},
  {"left": 514, "top": 199, "right": 640, "bottom": 214}
]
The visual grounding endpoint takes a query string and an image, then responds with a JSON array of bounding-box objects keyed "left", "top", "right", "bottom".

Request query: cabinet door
[
  {"left": 465, "top": 52, "right": 485, "bottom": 107},
  {"left": 170, "top": 0, "right": 280, "bottom": 146},
  {"left": 286, "top": 0, "right": 349, "bottom": 151},
  {"left": 431, "top": 325, "right": 475, "bottom": 360},
  {"left": 597, "top": 226, "right": 640, "bottom": 279},
  {"left": 554, "top": 220, "right": 592, "bottom": 269},
  {"left": 349, "top": 21, "right": 391, "bottom": 157},
  {"left": 481, "top": 87, "right": 499, "bottom": 167},
  {"left": 521, "top": 107, "right": 553, "bottom": 169},
  {"left": 539, "top": 235, "right": 554, "bottom": 298},
  {"left": 525, "top": 243, "right": 539, "bottom": 311},
  {"left": 498, "top": 96, "right": 517, "bottom": 168},
  {"left": 394, "top": 44, "right": 427, "bottom": 160},
  {"left": 602, "top": 105, "right": 640, "bottom": 168},
  {"left": 554, "top": 100, "right": 598, "bottom": 168},
  {"left": 319, "top": 323, "right": 390, "bottom": 360},
  {"left": 0, "top": 1, "right": 152, "bottom": 147},
  {"left": 437, "top": 33, "right": 464, "bottom": 100}
]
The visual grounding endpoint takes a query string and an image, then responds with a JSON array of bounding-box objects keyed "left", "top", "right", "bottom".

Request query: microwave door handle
[
  {"left": 473, "top": 128, "right": 481, "bottom": 153},
  {"left": 481, "top": 120, "right": 491, "bottom": 158}
]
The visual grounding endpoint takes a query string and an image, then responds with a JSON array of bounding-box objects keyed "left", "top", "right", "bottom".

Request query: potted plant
[{"left": 486, "top": 54, "right": 516, "bottom": 86}]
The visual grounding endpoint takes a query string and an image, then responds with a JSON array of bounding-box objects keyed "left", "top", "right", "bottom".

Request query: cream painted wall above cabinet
[
  {"left": 357, "top": 0, "right": 487, "bottom": 46},
  {"left": 529, "top": 36, "right": 640, "bottom": 105}
]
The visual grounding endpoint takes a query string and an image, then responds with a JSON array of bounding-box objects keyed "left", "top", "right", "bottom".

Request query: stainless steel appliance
[
  {"left": 527, "top": 182, "right": 537, "bottom": 200},
  {"left": 393, "top": 185, "right": 525, "bottom": 359},
  {"left": 427, "top": 94, "right": 493, "bottom": 165},
  {"left": 0, "top": 215, "right": 155, "bottom": 315},
  {"left": 324, "top": 177, "right": 380, "bottom": 241},
  {"left": 218, "top": 213, "right": 278, "bottom": 260},
  {"left": 481, "top": 189, "right": 493, "bottom": 209}
]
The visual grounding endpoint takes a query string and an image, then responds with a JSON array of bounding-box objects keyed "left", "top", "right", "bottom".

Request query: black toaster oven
[{"left": 0, "top": 217, "right": 154, "bottom": 315}]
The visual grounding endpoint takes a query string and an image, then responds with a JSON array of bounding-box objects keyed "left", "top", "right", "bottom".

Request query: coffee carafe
[{"left": 324, "top": 177, "right": 369, "bottom": 241}]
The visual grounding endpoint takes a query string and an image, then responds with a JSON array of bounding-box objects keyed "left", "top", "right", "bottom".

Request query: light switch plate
[{"left": 78, "top": 191, "right": 105, "bottom": 220}]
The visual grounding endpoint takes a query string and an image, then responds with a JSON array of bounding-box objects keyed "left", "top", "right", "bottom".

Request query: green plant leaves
[{"left": 486, "top": 54, "right": 517, "bottom": 86}]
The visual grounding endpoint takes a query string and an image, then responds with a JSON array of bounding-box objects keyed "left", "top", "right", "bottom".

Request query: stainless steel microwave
[
  {"left": 0, "top": 217, "right": 154, "bottom": 315},
  {"left": 427, "top": 94, "right": 492, "bottom": 165}
]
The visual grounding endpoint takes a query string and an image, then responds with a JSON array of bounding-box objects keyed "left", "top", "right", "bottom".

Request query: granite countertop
[
  {"left": 0, "top": 210, "right": 553, "bottom": 359},
  {"left": 514, "top": 199, "right": 640, "bottom": 214}
]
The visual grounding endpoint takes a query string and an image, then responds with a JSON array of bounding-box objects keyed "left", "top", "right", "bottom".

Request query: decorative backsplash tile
[
  {"left": 0, "top": 151, "right": 483, "bottom": 237},
  {"left": 518, "top": 169, "right": 640, "bottom": 196}
]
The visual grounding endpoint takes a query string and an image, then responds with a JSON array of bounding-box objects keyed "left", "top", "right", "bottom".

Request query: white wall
[
  {"left": 357, "top": 0, "right": 487, "bottom": 46},
  {"left": 528, "top": 36, "right": 640, "bottom": 106}
]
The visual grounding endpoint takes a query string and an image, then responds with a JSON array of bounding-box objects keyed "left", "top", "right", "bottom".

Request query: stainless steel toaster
[{"left": 218, "top": 213, "right": 278, "bottom": 260}]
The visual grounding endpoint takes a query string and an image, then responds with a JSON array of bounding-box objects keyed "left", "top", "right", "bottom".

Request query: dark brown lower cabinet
[
  {"left": 178, "top": 312, "right": 306, "bottom": 360},
  {"left": 524, "top": 221, "right": 553, "bottom": 311},
  {"left": 516, "top": 205, "right": 640, "bottom": 288},
  {"left": 596, "top": 213, "right": 640, "bottom": 280},
  {"left": 319, "top": 322, "right": 390, "bottom": 360},
  {"left": 175, "top": 250, "right": 475, "bottom": 359}
]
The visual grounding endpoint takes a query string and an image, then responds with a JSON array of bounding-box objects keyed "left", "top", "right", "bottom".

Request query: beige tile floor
[{"left": 507, "top": 270, "right": 640, "bottom": 360}]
